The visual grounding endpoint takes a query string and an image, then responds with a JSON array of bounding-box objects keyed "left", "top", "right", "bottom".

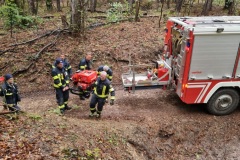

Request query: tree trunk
[
  {"left": 201, "top": 0, "right": 213, "bottom": 15},
  {"left": 175, "top": 0, "right": 184, "bottom": 13},
  {"left": 156, "top": 0, "right": 160, "bottom": 11},
  {"left": 46, "top": 0, "right": 53, "bottom": 11},
  {"left": 89, "top": 0, "right": 97, "bottom": 12},
  {"left": 28, "top": 0, "right": 37, "bottom": 15},
  {"left": 61, "top": 15, "right": 68, "bottom": 28},
  {"left": 70, "top": 0, "right": 87, "bottom": 35},
  {"left": 167, "top": 0, "right": 170, "bottom": 8},
  {"left": 228, "top": 0, "right": 235, "bottom": 14},
  {"left": 224, "top": 0, "right": 231, "bottom": 9},
  {"left": 158, "top": 0, "right": 164, "bottom": 28},
  {"left": 57, "top": 0, "right": 61, "bottom": 11},
  {"left": 135, "top": 0, "right": 140, "bottom": 22},
  {"left": 128, "top": 0, "right": 134, "bottom": 13}
]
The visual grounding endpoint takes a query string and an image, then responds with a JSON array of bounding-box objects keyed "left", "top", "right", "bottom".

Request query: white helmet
[{"left": 103, "top": 65, "right": 109, "bottom": 71}]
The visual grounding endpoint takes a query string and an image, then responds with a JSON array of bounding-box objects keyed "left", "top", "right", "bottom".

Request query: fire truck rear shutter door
[{"left": 189, "top": 34, "right": 240, "bottom": 80}]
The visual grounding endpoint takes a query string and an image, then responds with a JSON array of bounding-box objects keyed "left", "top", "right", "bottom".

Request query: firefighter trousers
[
  {"left": 55, "top": 88, "right": 69, "bottom": 109},
  {"left": 89, "top": 93, "right": 106, "bottom": 114}
]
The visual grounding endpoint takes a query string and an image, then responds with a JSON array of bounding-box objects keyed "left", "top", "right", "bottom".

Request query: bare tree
[
  {"left": 201, "top": 0, "right": 213, "bottom": 15},
  {"left": 128, "top": 0, "right": 134, "bottom": 13},
  {"left": 175, "top": 0, "right": 185, "bottom": 14},
  {"left": 158, "top": 0, "right": 164, "bottom": 28},
  {"left": 57, "top": 0, "right": 61, "bottom": 11},
  {"left": 167, "top": 0, "right": 171, "bottom": 9},
  {"left": 89, "top": 0, "right": 97, "bottom": 12},
  {"left": 228, "top": 0, "right": 235, "bottom": 14},
  {"left": 28, "top": 0, "right": 38, "bottom": 15},
  {"left": 135, "top": 0, "right": 140, "bottom": 22},
  {"left": 70, "top": 0, "right": 88, "bottom": 35},
  {"left": 46, "top": 0, "right": 53, "bottom": 11}
]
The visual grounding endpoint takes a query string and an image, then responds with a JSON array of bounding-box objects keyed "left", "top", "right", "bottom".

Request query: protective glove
[{"left": 110, "top": 99, "right": 114, "bottom": 105}]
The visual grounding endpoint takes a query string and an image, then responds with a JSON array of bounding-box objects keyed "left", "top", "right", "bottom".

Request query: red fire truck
[{"left": 122, "top": 16, "right": 240, "bottom": 115}]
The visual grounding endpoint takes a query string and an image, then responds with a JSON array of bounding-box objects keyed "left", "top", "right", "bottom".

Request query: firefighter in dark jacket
[
  {"left": 0, "top": 74, "right": 21, "bottom": 111},
  {"left": 78, "top": 52, "right": 92, "bottom": 71},
  {"left": 89, "top": 71, "right": 115, "bottom": 118},
  {"left": 52, "top": 54, "right": 72, "bottom": 77},
  {"left": 52, "top": 58, "right": 71, "bottom": 114},
  {"left": 97, "top": 65, "right": 113, "bottom": 81}
]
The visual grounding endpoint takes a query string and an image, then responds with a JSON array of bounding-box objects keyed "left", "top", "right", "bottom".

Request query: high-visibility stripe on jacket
[
  {"left": 51, "top": 67, "right": 69, "bottom": 89},
  {"left": 78, "top": 58, "right": 92, "bottom": 71},
  {"left": 93, "top": 77, "right": 115, "bottom": 99},
  {"left": 0, "top": 82, "right": 20, "bottom": 105},
  {"left": 97, "top": 65, "right": 113, "bottom": 81}
]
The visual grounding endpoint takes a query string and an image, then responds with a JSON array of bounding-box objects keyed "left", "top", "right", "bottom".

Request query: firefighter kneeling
[{"left": 89, "top": 71, "right": 115, "bottom": 118}]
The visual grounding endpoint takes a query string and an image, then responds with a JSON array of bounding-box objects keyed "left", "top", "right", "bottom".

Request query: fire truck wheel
[{"left": 207, "top": 89, "right": 239, "bottom": 116}]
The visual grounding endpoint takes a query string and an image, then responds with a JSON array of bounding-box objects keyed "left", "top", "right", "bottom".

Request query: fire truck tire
[{"left": 207, "top": 89, "right": 239, "bottom": 116}]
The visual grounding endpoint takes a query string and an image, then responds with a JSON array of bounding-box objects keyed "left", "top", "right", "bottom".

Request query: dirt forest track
[
  {"left": 3, "top": 84, "right": 240, "bottom": 159},
  {"left": 20, "top": 83, "right": 124, "bottom": 98}
]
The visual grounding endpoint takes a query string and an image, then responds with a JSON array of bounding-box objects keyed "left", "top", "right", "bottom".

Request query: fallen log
[
  {"left": 33, "top": 29, "right": 63, "bottom": 60},
  {"left": 0, "top": 48, "right": 16, "bottom": 56},
  {"left": 9, "top": 29, "right": 64, "bottom": 47},
  {"left": 12, "top": 62, "right": 34, "bottom": 76}
]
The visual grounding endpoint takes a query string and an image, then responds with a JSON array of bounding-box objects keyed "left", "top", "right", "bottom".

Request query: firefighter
[
  {"left": 52, "top": 58, "right": 71, "bottom": 114},
  {"left": 0, "top": 74, "right": 21, "bottom": 112},
  {"left": 77, "top": 52, "right": 93, "bottom": 100},
  {"left": 97, "top": 65, "right": 113, "bottom": 81},
  {"left": 89, "top": 71, "right": 115, "bottom": 118},
  {"left": 52, "top": 53, "right": 72, "bottom": 77},
  {"left": 78, "top": 52, "right": 92, "bottom": 71}
]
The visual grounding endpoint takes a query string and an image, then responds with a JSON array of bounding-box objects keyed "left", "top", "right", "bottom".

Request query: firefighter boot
[
  {"left": 14, "top": 105, "right": 21, "bottom": 113},
  {"left": 64, "top": 104, "right": 72, "bottom": 110},
  {"left": 96, "top": 111, "right": 101, "bottom": 118},
  {"left": 89, "top": 111, "right": 97, "bottom": 117},
  {"left": 60, "top": 109, "right": 65, "bottom": 114},
  {"left": 89, "top": 108, "right": 96, "bottom": 117},
  {"left": 80, "top": 95, "right": 85, "bottom": 100}
]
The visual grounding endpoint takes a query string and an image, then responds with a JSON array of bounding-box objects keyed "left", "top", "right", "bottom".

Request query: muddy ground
[
  {"left": 1, "top": 6, "right": 240, "bottom": 159},
  {"left": 1, "top": 88, "right": 240, "bottom": 159}
]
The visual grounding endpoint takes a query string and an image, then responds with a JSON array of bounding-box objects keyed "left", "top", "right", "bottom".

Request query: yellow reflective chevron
[
  {"left": 94, "top": 90, "right": 107, "bottom": 98},
  {"left": 59, "top": 104, "right": 65, "bottom": 109},
  {"left": 102, "top": 86, "right": 106, "bottom": 95},
  {"left": 54, "top": 83, "right": 63, "bottom": 88},
  {"left": 80, "top": 65, "right": 85, "bottom": 69},
  {"left": 53, "top": 75, "right": 59, "bottom": 80}
]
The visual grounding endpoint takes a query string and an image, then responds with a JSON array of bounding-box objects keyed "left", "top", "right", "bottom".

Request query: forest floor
[{"left": 1, "top": 5, "right": 240, "bottom": 160}]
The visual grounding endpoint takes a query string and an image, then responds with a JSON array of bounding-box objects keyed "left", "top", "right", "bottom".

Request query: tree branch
[
  {"left": 9, "top": 29, "right": 64, "bottom": 47},
  {"left": 33, "top": 29, "right": 63, "bottom": 60},
  {"left": 12, "top": 62, "right": 34, "bottom": 76}
]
